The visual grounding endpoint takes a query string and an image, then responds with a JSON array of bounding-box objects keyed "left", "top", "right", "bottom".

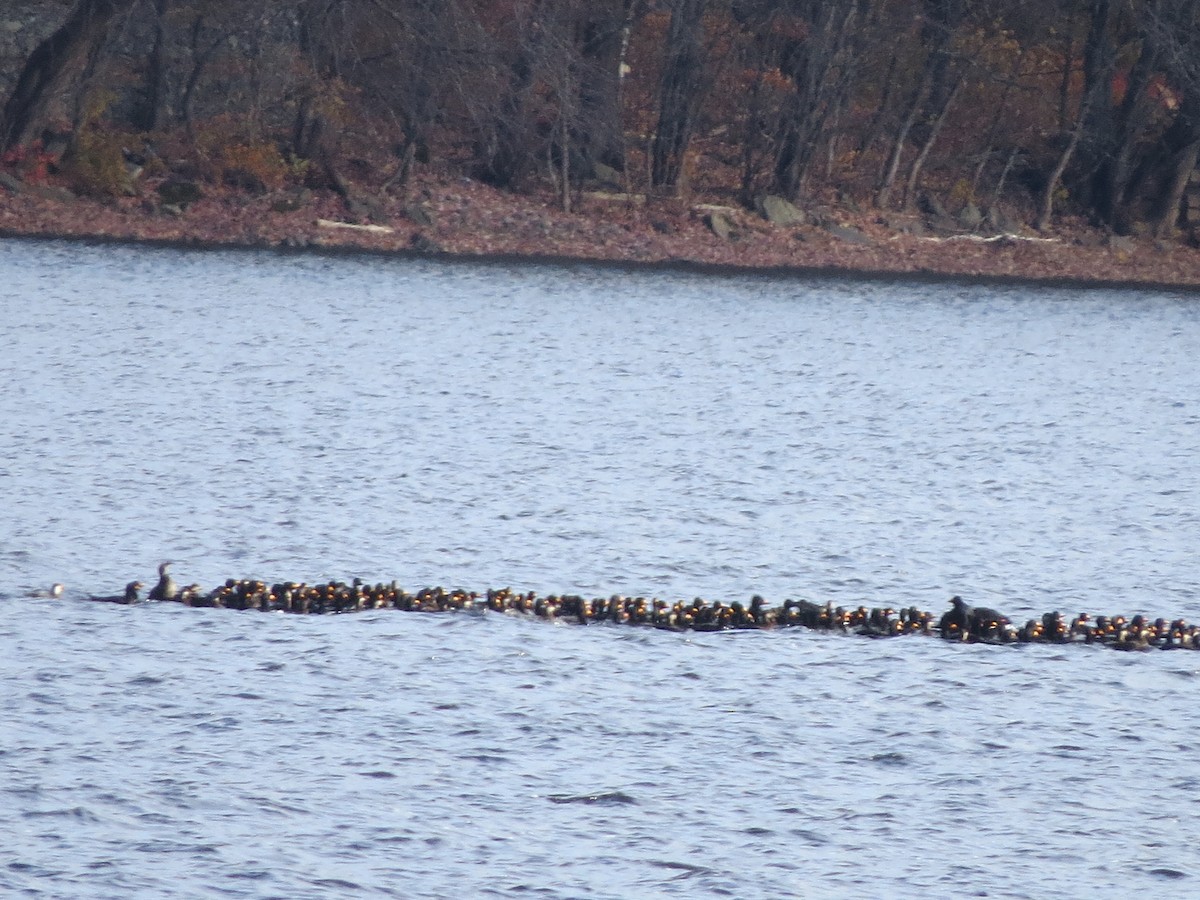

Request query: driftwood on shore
[{"left": 316, "top": 218, "right": 395, "bottom": 235}]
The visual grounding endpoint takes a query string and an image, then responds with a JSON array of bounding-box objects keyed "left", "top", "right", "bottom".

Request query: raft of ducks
[{"left": 32, "top": 562, "right": 1200, "bottom": 652}]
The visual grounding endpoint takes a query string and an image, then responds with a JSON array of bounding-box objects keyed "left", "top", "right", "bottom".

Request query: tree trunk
[
  {"left": 575, "top": 1, "right": 639, "bottom": 173},
  {"left": 613, "top": 4, "right": 636, "bottom": 176},
  {"left": 857, "top": 48, "right": 900, "bottom": 158},
  {"left": 901, "top": 74, "right": 963, "bottom": 209},
  {"left": 477, "top": 51, "right": 537, "bottom": 189},
  {"left": 560, "top": 99, "right": 572, "bottom": 213},
  {"left": 1076, "top": 0, "right": 1162, "bottom": 228},
  {"left": 1038, "top": 92, "right": 1090, "bottom": 230},
  {"left": 1153, "top": 139, "right": 1200, "bottom": 237},
  {"left": 773, "top": 4, "right": 860, "bottom": 201},
  {"left": 1145, "top": 88, "right": 1200, "bottom": 237},
  {"left": 1057, "top": 27, "right": 1075, "bottom": 131},
  {"left": 738, "top": 61, "right": 769, "bottom": 203},
  {"left": 68, "top": 18, "right": 111, "bottom": 134},
  {"left": 651, "top": 0, "right": 708, "bottom": 192},
  {"left": 989, "top": 145, "right": 1019, "bottom": 213},
  {"left": 876, "top": 64, "right": 932, "bottom": 209},
  {"left": 969, "top": 49, "right": 1026, "bottom": 196},
  {"left": 0, "top": 0, "right": 134, "bottom": 151},
  {"left": 291, "top": 0, "right": 349, "bottom": 186},
  {"left": 180, "top": 15, "right": 227, "bottom": 141},
  {"left": 1103, "top": 38, "right": 1161, "bottom": 226},
  {"left": 134, "top": 0, "right": 171, "bottom": 132}
]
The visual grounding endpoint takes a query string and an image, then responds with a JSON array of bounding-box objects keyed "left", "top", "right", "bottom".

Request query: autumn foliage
[{"left": 0, "top": 0, "right": 1198, "bottom": 240}]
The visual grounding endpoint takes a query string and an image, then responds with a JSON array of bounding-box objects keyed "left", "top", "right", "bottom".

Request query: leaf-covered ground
[{"left": 2, "top": 170, "right": 1199, "bottom": 290}]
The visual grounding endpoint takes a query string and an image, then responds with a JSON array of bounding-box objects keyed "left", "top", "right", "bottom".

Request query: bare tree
[
  {"left": 875, "top": 0, "right": 969, "bottom": 209},
  {"left": 770, "top": 0, "right": 873, "bottom": 201},
  {"left": 901, "top": 71, "right": 963, "bottom": 208}
]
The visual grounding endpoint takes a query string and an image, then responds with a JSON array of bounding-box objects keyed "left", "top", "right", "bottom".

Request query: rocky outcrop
[
  {"left": 0, "top": 170, "right": 75, "bottom": 202},
  {"left": 986, "top": 206, "right": 1021, "bottom": 234},
  {"left": 958, "top": 201, "right": 983, "bottom": 230},
  {"left": 403, "top": 201, "right": 434, "bottom": 227},
  {"left": 826, "top": 223, "right": 873, "bottom": 245},
  {"left": 695, "top": 204, "right": 743, "bottom": 241},
  {"left": 700, "top": 211, "right": 729, "bottom": 240},
  {"left": 408, "top": 232, "right": 443, "bottom": 253},
  {"left": 269, "top": 187, "right": 312, "bottom": 213},
  {"left": 756, "top": 194, "right": 806, "bottom": 227},
  {"left": 705, "top": 210, "right": 734, "bottom": 240},
  {"left": 592, "top": 161, "right": 623, "bottom": 189},
  {"left": 157, "top": 178, "right": 202, "bottom": 209}
]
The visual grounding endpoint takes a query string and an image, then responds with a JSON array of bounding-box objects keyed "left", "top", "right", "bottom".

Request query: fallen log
[{"left": 316, "top": 218, "right": 394, "bottom": 235}]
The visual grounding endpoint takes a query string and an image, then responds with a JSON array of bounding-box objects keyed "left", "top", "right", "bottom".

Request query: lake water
[{"left": 1, "top": 238, "right": 1198, "bottom": 898}]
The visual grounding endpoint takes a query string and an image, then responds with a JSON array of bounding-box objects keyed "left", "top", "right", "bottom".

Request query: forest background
[{"left": 2, "top": 0, "right": 1200, "bottom": 283}]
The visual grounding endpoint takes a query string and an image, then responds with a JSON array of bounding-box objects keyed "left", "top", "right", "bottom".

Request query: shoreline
[
  {"left": 4, "top": 173, "right": 1200, "bottom": 293},
  {"left": 5, "top": 225, "right": 1199, "bottom": 295}
]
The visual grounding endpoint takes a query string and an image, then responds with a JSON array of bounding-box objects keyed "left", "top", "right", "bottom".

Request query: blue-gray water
[{"left": 1, "top": 239, "right": 1198, "bottom": 898}]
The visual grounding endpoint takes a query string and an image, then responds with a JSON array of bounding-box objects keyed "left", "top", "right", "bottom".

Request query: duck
[
  {"left": 938, "top": 595, "right": 970, "bottom": 639},
  {"left": 749, "top": 595, "right": 770, "bottom": 627},
  {"left": 967, "top": 604, "right": 1010, "bottom": 641},
  {"left": 28, "top": 583, "right": 65, "bottom": 599},
  {"left": 148, "top": 561, "right": 178, "bottom": 601},
  {"left": 1068, "top": 613, "right": 1093, "bottom": 642},
  {"left": 1017, "top": 619, "right": 1043, "bottom": 642},
  {"left": 176, "top": 583, "right": 211, "bottom": 606},
  {"left": 1111, "top": 629, "right": 1152, "bottom": 651},
  {"left": 859, "top": 607, "right": 897, "bottom": 637},
  {"left": 88, "top": 581, "right": 144, "bottom": 604},
  {"left": 1041, "top": 611, "right": 1066, "bottom": 643}
]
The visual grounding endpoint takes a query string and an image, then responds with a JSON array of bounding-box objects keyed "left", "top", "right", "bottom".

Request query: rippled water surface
[{"left": 2, "top": 239, "right": 1199, "bottom": 898}]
